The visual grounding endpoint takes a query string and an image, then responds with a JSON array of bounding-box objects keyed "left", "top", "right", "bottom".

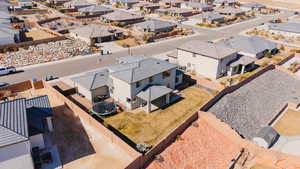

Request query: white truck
[{"left": 0, "top": 66, "right": 17, "bottom": 76}]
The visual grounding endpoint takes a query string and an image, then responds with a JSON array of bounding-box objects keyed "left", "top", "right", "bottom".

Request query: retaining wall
[
  {"left": 201, "top": 64, "right": 275, "bottom": 111},
  {"left": 0, "top": 36, "right": 66, "bottom": 50},
  {"left": 43, "top": 82, "right": 140, "bottom": 159}
]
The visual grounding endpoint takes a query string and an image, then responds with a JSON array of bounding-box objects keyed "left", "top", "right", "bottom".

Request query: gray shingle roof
[
  {"left": 178, "top": 40, "right": 237, "bottom": 60},
  {"left": 78, "top": 5, "right": 113, "bottom": 13},
  {"left": 230, "top": 55, "right": 256, "bottom": 67},
  {"left": 241, "top": 2, "right": 265, "bottom": 9},
  {"left": 191, "top": 12, "right": 225, "bottom": 21},
  {"left": 217, "top": 36, "right": 277, "bottom": 56},
  {"left": 134, "top": 19, "right": 177, "bottom": 32},
  {"left": 117, "top": 55, "right": 147, "bottom": 63},
  {"left": 268, "top": 22, "right": 300, "bottom": 34},
  {"left": 217, "top": 7, "right": 245, "bottom": 15},
  {"left": 182, "top": 2, "right": 213, "bottom": 9},
  {"left": 71, "top": 68, "right": 109, "bottom": 90},
  {"left": 101, "top": 11, "right": 143, "bottom": 22},
  {"left": 0, "top": 99, "right": 28, "bottom": 147},
  {"left": 111, "top": 0, "right": 138, "bottom": 4},
  {"left": 208, "top": 69, "right": 300, "bottom": 139},
  {"left": 110, "top": 58, "right": 177, "bottom": 83},
  {"left": 70, "top": 24, "right": 122, "bottom": 39},
  {"left": 64, "top": 0, "right": 92, "bottom": 8},
  {"left": 137, "top": 85, "right": 172, "bottom": 101}
]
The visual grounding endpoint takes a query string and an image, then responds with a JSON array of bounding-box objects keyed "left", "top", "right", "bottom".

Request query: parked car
[
  {"left": 0, "top": 66, "right": 16, "bottom": 76},
  {"left": 45, "top": 75, "right": 59, "bottom": 81},
  {"left": 0, "top": 82, "right": 9, "bottom": 87},
  {"left": 177, "top": 18, "right": 188, "bottom": 23},
  {"left": 294, "top": 11, "right": 299, "bottom": 15}
]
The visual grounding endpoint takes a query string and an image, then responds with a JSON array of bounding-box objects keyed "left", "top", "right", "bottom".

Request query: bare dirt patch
[{"left": 273, "top": 109, "right": 300, "bottom": 136}]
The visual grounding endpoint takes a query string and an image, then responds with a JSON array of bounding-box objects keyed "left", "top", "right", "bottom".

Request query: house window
[
  {"left": 149, "top": 76, "right": 154, "bottom": 83},
  {"left": 175, "top": 76, "right": 179, "bottom": 83},
  {"left": 162, "top": 70, "right": 171, "bottom": 79},
  {"left": 136, "top": 81, "right": 141, "bottom": 88}
]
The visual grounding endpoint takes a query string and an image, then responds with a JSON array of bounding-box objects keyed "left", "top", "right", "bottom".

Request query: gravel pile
[
  {"left": 208, "top": 69, "right": 300, "bottom": 139},
  {"left": 0, "top": 40, "right": 93, "bottom": 67}
]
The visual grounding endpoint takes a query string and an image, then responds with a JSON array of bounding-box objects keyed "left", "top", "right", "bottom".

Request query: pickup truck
[{"left": 0, "top": 66, "right": 16, "bottom": 76}]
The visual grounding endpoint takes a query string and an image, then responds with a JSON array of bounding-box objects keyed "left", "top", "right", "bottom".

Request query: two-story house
[
  {"left": 175, "top": 40, "right": 238, "bottom": 79},
  {"left": 69, "top": 56, "right": 182, "bottom": 112}
]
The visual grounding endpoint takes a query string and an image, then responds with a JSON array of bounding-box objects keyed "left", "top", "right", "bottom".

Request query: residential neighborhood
[{"left": 1, "top": 0, "right": 300, "bottom": 169}]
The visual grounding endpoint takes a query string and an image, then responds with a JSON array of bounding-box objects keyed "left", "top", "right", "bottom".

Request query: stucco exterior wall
[
  {"left": 0, "top": 141, "right": 34, "bottom": 169},
  {"left": 177, "top": 49, "right": 237, "bottom": 79},
  {"left": 177, "top": 49, "right": 220, "bottom": 79},
  {"left": 110, "top": 68, "right": 176, "bottom": 110},
  {"left": 29, "top": 134, "right": 45, "bottom": 149},
  {"left": 216, "top": 53, "right": 237, "bottom": 78},
  {"left": 110, "top": 76, "right": 132, "bottom": 109},
  {"left": 268, "top": 30, "right": 300, "bottom": 38}
]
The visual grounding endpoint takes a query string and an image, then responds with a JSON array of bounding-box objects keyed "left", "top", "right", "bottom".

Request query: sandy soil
[
  {"left": 240, "top": 0, "right": 300, "bottom": 10},
  {"left": 35, "top": 89, "right": 134, "bottom": 169}
]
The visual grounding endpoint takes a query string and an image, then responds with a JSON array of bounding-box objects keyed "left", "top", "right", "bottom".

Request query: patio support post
[
  {"left": 241, "top": 65, "right": 246, "bottom": 74},
  {"left": 166, "top": 93, "right": 170, "bottom": 104}
]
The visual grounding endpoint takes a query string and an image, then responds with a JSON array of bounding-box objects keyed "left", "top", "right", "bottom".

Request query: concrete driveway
[{"left": 272, "top": 135, "right": 300, "bottom": 157}]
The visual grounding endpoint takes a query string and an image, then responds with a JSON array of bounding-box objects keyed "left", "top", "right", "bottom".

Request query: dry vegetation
[
  {"left": 103, "top": 87, "right": 212, "bottom": 146},
  {"left": 251, "top": 164, "right": 278, "bottom": 169},
  {"left": 25, "top": 29, "right": 57, "bottom": 40},
  {"left": 273, "top": 109, "right": 300, "bottom": 136}
]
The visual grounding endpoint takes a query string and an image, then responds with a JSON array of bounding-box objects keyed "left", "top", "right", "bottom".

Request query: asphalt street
[{"left": 0, "top": 10, "right": 294, "bottom": 84}]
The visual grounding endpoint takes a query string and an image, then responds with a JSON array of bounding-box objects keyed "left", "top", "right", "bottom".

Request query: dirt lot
[
  {"left": 104, "top": 87, "right": 212, "bottom": 146},
  {"left": 240, "top": 0, "right": 300, "bottom": 10},
  {"left": 251, "top": 164, "right": 278, "bottom": 169},
  {"left": 25, "top": 29, "right": 57, "bottom": 40},
  {"left": 273, "top": 109, "right": 300, "bottom": 136}
]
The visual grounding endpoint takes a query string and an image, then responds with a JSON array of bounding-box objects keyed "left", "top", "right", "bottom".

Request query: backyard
[
  {"left": 273, "top": 109, "right": 300, "bottom": 136},
  {"left": 103, "top": 87, "right": 212, "bottom": 146}
]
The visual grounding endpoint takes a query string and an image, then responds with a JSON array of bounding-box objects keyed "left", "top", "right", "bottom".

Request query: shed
[{"left": 252, "top": 126, "right": 279, "bottom": 148}]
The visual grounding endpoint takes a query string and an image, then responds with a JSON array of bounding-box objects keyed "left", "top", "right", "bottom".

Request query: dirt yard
[
  {"left": 104, "top": 87, "right": 212, "bottom": 146},
  {"left": 34, "top": 88, "right": 135, "bottom": 169},
  {"left": 239, "top": 0, "right": 300, "bottom": 10},
  {"left": 273, "top": 109, "right": 300, "bottom": 136},
  {"left": 251, "top": 164, "right": 278, "bottom": 169},
  {"left": 25, "top": 29, "right": 57, "bottom": 40}
]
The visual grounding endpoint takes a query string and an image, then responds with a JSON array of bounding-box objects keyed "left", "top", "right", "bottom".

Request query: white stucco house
[
  {"left": 260, "top": 22, "right": 300, "bottom": 38},
  {"left": 0, "top": 96, "right": 53, "bottom": 169},
  {"left": 217, "top": 36, "right": 278, "bottom": 59},
  {"left": 69, "top": 56, "right": 183, "bottom": 112},
  {"left": 175, "top": 40, "right": 238, "bottom": 79},
  {"left": 18, "top": 0, "right": 33, "bottom": 8}
]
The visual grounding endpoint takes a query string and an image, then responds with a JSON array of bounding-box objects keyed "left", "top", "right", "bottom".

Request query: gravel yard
[{"left": 0, "top": 40, "right": 94, "bottom": 67}]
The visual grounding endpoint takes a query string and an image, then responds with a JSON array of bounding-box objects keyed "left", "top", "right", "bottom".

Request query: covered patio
[
  {"left": 229, "top": 55, "right": 256, "bottom": 76},
  {"left": 137, "top": 85, "right": 173, "bottom": 113}
]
